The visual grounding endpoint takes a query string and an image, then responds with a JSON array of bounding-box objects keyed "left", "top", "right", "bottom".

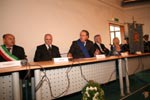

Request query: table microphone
[{"left": 21, "top": 59, "right": 28, "bottom": 66}]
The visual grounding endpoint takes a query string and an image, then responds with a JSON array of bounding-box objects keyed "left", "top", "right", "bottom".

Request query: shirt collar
[
  {"left": 45, "top": 44, "right": 52, "bottom": 49},
  {"left": 96, "top": 42, "right": 101, "bottom": 46},
  {"left": 4, "top": 45, "right": 13, "bottom": 49},
  {"left": 79, "top": 39, "right": 86, "bottom": 46}
]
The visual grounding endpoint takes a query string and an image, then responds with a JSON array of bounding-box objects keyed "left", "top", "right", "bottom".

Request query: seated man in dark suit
[
  {"left": 67, "top": 30, "right": 97, "bottom": 59},
  {"left": 0, "top": 34, "right": 26, "bottom": 62},
  {"left": 94, "top": 34, "right": 110, "bottom": 56},
  {"left": 122, "top": 37, "right": 130, "bottom": 52},
  {"left": 34, "top": 34, "right": 61, "bottom": 62},
  {"left": 143, "top": 34, "right": 150, "bottom": 53}
]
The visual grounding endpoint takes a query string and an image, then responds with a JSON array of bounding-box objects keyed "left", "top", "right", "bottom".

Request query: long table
[{"left": 0, "top": 53, "right": 150, "bottom": 100}]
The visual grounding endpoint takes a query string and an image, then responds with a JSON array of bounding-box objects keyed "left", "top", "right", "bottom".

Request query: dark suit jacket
[
  {"left": 110, "top": 44, "right": 123, "bottom": 56},
  {"left": 122, "top": 44, "right": 130, "bottom": 52},
  {"left": 34, "top": 44, "right": 61, "bottom": 62},
  {"left": 68, "top": 40, "right": 95, "bottom": 59},
  {"left": 143, "top": 41, "right": 150, "bottom": 53},
  {"left": 0, "top": 45, "right": 26, "bottom": 62},
  {"left": 94, "top": 43, "right": 109, "bottom": 56}
]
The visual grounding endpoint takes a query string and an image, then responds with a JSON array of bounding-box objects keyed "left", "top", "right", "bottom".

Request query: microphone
[{"left": 21, "top": 59, "right": 28, "bottom": 66}]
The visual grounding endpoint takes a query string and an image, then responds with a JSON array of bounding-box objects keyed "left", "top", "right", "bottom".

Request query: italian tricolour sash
[
  {"left": 0, "top": 45, "right": 19, "bottom": 61},
  {"left": 77, "top": 39, "right": 90, "bottom": 58}
]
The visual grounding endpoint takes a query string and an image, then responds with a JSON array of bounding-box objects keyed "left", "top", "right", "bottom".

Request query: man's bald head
[
  {"left": 44, "top": 34, "right": 53, "bottom": 45},
  {"left": 3, "top": 33, "right": 15, "bottom": 47},
  {"left": 3, "top": 34, "right": 14, "bottom": 39}
]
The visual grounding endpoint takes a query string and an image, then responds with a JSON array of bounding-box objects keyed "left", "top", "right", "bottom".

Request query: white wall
[{"left": 0, "top": 0, "right": 149, "bottom": 61}]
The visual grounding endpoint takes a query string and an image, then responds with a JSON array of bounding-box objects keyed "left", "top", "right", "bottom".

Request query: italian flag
[{"left": 0, "top": 45, "right": 19, "bottom": 61}]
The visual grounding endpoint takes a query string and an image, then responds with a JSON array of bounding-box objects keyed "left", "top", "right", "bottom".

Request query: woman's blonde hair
[{"left": 113, "top": 37, "right": 120, "bottom": 45}]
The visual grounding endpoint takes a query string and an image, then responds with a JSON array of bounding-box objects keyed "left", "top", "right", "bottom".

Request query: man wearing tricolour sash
[{"left": 0, "top": 34, "right": 26, "bottom": 62}]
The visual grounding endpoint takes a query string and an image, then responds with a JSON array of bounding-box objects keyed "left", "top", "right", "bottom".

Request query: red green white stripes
[{"left": 0, "top": 45, "right": 19, "bottom": 61}]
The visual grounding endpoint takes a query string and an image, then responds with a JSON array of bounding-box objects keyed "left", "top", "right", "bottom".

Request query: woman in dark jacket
[{"left": 110, "top": 37, "right": 123, "bottom": 56}]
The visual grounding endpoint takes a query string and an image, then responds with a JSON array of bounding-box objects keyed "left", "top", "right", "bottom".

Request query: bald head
[
  {"left": 3, "top": 33, "right": 15, "bottom": 47},
  {"left": 44, "top": 34, "right": 53, "bottom": 45}
]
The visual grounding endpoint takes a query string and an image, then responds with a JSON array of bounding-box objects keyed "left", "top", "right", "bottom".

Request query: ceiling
[{"left": 121, "top": 0, "right": 150, "bottom": 7}]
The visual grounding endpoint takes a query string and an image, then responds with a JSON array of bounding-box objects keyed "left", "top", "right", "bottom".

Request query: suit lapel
[
  {"left": 12, "top": 45, "right": 15, "bottom": 55},
  {"left": 100, "top": 44, "right": 104, "bottom": 51},
  {"left": 95, "top": 43, "right": 101, "bottom": 51},
  {"left": 43, "top": 44, "right": 49, "bottom": 56},
  {"left": 97, "top": 43, "right": 104, "bottom": 53}
]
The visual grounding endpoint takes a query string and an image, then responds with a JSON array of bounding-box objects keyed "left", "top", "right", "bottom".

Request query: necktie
[
  {"left": 48, "top": 45, "right": 51, "bottom": 50},
  {"left": 7, "top": 48, "right": 11, "bottom": 53},
  {"left": 48, "top": 45, "right": 53, "bottom": 59}
]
